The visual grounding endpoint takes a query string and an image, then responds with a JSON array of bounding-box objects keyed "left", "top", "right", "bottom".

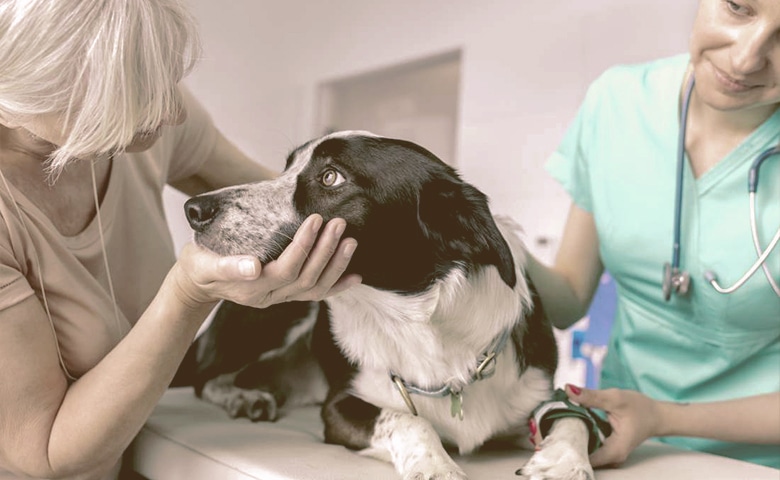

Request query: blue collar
[{"left": 389, "top": 328, "right": 513, "bottom": 420}]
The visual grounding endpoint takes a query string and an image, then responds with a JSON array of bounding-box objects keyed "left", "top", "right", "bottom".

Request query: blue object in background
[{"left": 572, "top": 272, "right": 617, "bottom": 388}]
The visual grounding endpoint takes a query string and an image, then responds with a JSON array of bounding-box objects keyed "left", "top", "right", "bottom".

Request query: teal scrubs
[{"left": 546, "top": 54, "right": 780, "bottom": 468}]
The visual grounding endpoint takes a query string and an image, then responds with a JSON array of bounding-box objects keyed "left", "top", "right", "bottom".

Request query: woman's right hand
[{"left": 169, "top": 214, "right": 361, "bottom": 311}]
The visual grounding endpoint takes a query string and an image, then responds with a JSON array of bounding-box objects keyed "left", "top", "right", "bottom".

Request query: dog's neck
[{"left": 326, "top": 265, "right": 529, "bottom": 390}]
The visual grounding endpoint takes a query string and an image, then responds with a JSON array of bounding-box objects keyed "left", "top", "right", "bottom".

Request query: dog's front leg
[
  {"left": 365, "top": 410, "right": 467, "bottom": 480},
  {"left": 519, "top": 417, "right": 594, "bottom": 480}
]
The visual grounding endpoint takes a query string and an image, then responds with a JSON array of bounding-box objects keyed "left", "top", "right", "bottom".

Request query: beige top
[{"left": 0, "top": 89, "right": 217, "bottom": 380}]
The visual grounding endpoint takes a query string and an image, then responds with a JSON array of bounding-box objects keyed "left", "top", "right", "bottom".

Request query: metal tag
[{"left": 450, "top": 391, "right": 464, "bottom": 420}]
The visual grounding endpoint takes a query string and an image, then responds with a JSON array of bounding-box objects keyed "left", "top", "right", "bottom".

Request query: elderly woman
[{"left": 0, "top": 1, "right": 360, "bottom": 478}]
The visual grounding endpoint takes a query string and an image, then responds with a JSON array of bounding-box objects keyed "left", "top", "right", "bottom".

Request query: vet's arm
[
  {"left": 169, "top": 129, "right": 278, "bottom": 196},
  {"left": 525, "top": 202, "right": 604, "bottom": 330},
  {"left": 566, "top": 386, "right": 780, "bottom": 467},
  {"left": 656, "top": 392, "right": 780, "bottom": 444}
]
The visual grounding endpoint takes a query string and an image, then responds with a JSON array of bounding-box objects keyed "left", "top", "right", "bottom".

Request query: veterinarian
[
  {"left": 527, "top": 0, "right": 780, "bottom": 470},
  {"left": 0, "top": 1, "right": 361, "bottom": 478}
]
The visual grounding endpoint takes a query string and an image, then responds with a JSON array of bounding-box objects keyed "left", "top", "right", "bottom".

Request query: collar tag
[{"left": 450, "top": 390, "right": 464, "bottom": 420}]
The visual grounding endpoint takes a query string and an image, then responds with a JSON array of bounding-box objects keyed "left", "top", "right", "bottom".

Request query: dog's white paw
[
  {"left": 518, "top": 443, "right": 594, "bottom": 480},
  {"left": 226, "top": 390, "right": 278, "bottom": 422},
  {"left": 402, "top": 457, "right": 468, "bottom": 480}
]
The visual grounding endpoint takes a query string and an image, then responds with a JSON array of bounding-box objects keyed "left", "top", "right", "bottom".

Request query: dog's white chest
[{"left": 324, "top": 261, "right": 545, "bottom": 453}]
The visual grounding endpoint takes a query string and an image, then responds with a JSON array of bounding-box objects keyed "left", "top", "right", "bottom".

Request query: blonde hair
[{"left": 0, "top": 0, "right": 201, "bottom": 177}]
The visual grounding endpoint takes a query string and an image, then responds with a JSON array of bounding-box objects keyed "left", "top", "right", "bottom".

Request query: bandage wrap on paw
[{"left": 530, "top": 388, "right": 612, "bottom": 454}]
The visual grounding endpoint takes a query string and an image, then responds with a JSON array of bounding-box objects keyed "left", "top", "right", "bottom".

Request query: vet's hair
[{"left": 0, "top": 0, "right": 201, "bottom": 177}]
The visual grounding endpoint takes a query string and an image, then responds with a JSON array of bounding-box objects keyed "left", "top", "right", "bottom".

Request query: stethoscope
[{"left": 662, "top": 74, "right": 780, "bottom": 301}]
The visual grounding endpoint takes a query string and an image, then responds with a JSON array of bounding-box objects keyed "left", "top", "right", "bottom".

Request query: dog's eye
[{"left": 320, "top": 169, "right": 345, "bottom": 187}]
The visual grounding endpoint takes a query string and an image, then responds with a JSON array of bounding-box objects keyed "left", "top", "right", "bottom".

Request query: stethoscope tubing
[
  {"left": 705, "top": 223, "right": 780, "bottom": 294},
  {"left": 749, "top": 191, "right": 780, "bottom": 295},
  {"left": 667, "top": 73, "right": 780, "bottom": 299},
  {"left": 671, "top": 74, "right": 696, "bottom": 271},
  {"left": 750, "top": 189, "right": 780, "bottom": 295},
  {"left": 748, "top": 145, "right": 780, "bottom": 193}
]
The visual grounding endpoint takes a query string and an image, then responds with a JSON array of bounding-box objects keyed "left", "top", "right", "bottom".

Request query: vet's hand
[
  {"left": 565, "top": 384, "right": 661, "bottom": 468},
  {"left": 172, "top": 214, "right": 361, "bottom": 309}
]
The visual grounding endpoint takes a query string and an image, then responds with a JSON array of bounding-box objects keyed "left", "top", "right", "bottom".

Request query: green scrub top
[{"left": 546, "top": 54, "right": 780, "bottom": 468}]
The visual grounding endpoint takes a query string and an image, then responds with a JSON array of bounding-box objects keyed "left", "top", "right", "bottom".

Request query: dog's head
[{"left": 185, "top": 131, "right": 516, "bottom": 293}]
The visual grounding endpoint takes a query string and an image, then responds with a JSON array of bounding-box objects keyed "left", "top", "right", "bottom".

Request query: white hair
[{"left": 0, "top": 0, "right": 201, "bottom": 176}]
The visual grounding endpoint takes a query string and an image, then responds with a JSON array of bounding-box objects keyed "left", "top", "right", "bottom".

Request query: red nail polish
[{"left": 568, "top": 384, "right": 582, "bottom": 395}]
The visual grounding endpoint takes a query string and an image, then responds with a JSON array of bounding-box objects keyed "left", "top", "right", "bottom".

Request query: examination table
[{"left": 126, "top": 387, "right": 779, "bottom": 480}]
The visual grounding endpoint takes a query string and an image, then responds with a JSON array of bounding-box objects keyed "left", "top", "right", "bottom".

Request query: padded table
[{"left": 127, "top": 387, "right": 780, "bottom": 480}]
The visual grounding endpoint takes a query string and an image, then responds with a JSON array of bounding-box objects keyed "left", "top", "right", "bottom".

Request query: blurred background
[{"left": 171, "top": 0, "right": 699, "bottom": 388}]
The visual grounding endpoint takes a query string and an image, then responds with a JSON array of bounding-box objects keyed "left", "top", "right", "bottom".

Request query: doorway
[{"left": 316, "top": 50, "right": 461, "bottom": 166}]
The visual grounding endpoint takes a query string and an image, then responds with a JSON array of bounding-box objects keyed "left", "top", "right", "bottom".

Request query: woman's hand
[
  {"left": 565, "top": 384, "right": 662, "bottom": 468},
  {"left": 170, "top": 214, "right": 361, "bottom": 310}
]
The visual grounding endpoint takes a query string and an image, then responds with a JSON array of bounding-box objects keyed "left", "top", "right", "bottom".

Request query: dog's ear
[{"left": 417, "top": 177, "right": 517, "bottom": 288}]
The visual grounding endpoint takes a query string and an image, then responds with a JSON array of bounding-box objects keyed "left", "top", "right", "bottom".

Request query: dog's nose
[{"left": 184, "top": 195, "right": 220, "bottom": 232}]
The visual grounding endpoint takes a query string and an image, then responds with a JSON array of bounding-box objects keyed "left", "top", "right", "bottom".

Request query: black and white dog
[{"left": 184, "top": 131, "right": 594, "bottom": 480}]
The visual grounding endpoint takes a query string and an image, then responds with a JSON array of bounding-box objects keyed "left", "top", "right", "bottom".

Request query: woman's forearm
[
  {"left": 525, "top": 254, "right": 601, "bottom": 330},
  {"left": 524, "top": 203, "right": 605, "bottom": 330},
  {"left": 46, "top": 276, "right": 215, "bottom": 477},
  {"left": 40, "top": 215, "right": 353, "bottom": 478},
  {"left": 656, "top": 392, "right": 780, "bottom": 444}
]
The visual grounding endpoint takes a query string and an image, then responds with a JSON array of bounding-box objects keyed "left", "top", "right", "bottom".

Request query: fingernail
[
  {"left": 309, "top": 215, "right": 323, "bottom": 232},
  {"left": 238, "top": 258, "right": 256, "bottom": 277},
  {"left": 333, "top": 220, "right": 346, "bottom": 237},
  {"left": 343, "top": 241, "right": 357, "bottom": 259},
  {"left": 567, "top": 384, "right": 583, "bottom": 395}
]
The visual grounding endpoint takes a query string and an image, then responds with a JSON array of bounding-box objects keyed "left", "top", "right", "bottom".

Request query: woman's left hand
[{"left": 565, "top": 384, "right": 662, "bottom": 468}]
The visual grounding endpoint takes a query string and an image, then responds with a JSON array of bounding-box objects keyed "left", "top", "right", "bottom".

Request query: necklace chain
[{"left": 0, "top": 160, "right": 122, "bottom": 380}]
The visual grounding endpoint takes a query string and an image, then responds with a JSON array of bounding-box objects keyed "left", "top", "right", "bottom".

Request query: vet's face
[{"left": 689, "top": 0, "right": 780, "bottom": 112}]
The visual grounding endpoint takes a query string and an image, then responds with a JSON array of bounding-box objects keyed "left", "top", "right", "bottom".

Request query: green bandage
[{"left": 530, "top": 388, "right": 612, "bottom": 454}]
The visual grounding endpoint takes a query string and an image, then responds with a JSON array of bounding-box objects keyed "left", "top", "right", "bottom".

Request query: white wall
[{"left": 169, "top": 0, "right": 698, "bottom": 260}]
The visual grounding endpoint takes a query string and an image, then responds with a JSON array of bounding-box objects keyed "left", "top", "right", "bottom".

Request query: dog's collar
[{"left": 389, "top": 328, "right": 512, "bottom": 420}]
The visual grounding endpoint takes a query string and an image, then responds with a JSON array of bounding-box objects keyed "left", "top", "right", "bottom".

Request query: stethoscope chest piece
[{"left": 662, "top": 262, "right": 691, "bottom": 301}]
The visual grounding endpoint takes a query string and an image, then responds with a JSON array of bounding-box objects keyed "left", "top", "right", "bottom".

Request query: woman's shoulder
[
  {"left": 597, "top": 54, "right": 688, "bottom": 86},
  {"left": 587, "top": 54, "right": 689, "bottom": 104},
  {"left": 574, "top": 53, "right": 689, "bottom": 130}
]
